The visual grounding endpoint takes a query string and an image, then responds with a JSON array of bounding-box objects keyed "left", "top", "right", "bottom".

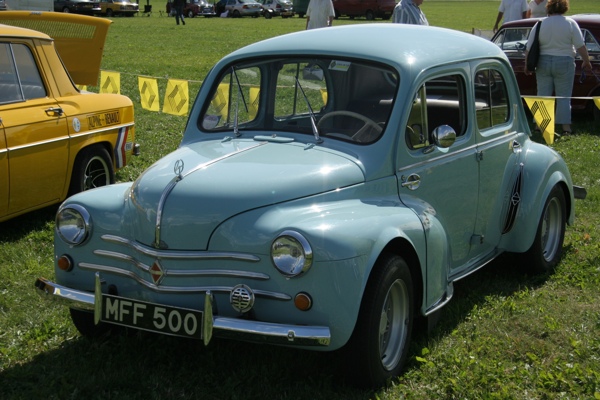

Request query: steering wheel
[{"left": 317, "top": 111, "right": 382, "bottom": 142}]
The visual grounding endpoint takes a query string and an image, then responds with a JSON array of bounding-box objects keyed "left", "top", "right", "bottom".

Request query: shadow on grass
[
  {"left": 404, "top": 251, "right": 554, "bottom": 369},
  {"left": 0, "top": 205, "right": 57, "bottom": 242},
  {"left": 1, "top": 251, "right": 558, "bottom": 400},
  {"left": 0, "top": 329, "right": 373, "bottom": 400}
]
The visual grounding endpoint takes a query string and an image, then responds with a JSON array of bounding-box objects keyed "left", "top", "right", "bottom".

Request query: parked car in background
[
  {"left": 215, "top": 0, "right": 225, "bottom": 14},
  {"left": 166, "top": 0, "right": 215, "bottom": 18},
  {"left": 332, "top": 0, "right": 393, "bottom": 20},
  {"left": 1, "top": 0, "right": 52, "bottom": 11},
  {"left": 223, "top": 0, "right": 261, "bottom": 17},
  {"left": 54, "top": 0, "right": 100, "bottom": 14},
  {"left": 492, "top": 14, "right": 600, "bottom": 123},
  {"left": 292, "top": 0, "right": 306, "bottom": 17},
  {"left": 35, "top": 23, "right": 577, "bottom": 388},
  {"left": 0, "top": 11, "right": 138, "bottom": 223},
  {"left": 260, "top": 0, "right": 293, "bottom": 18},
  {"left": 96, "top": 0, "right": 138, "bottom": 16}
]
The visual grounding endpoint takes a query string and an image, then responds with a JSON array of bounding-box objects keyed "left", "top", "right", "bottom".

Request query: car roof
[
  {"left": 0, "top": 11, "right": 112, "bottom": 85},
  {"left": 222, "top": 24, "right": 506, "bottom": 74},
  {"left": 500, "top": 13, "right": 600, "bottom": 29},
  {"left": 0, "top": 22, "right": 51, "bottom": 40}
]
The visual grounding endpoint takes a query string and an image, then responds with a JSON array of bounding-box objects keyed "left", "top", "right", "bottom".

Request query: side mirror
[{"left": 432, "top": 125, "right": 456, "bottom": 148}]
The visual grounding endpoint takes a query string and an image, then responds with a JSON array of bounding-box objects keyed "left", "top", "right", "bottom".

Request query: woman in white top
[
  {"left": 525, "top": 0, "right": 592, "bottom": 135},
  {"left": 527, "top": 0, "right": 547, "bottom": 18}
]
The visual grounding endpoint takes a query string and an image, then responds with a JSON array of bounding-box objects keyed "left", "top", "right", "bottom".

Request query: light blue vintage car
[{"left": 36, "top": 24, "right": 575, "bottom": 387}]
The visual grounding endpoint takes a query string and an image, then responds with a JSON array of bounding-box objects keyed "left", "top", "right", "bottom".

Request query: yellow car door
[
  {"left": 0, "top": 120, "right": 7, "bottom": 217},
  {"left": 0, "top": 41, "right": 69, "bottom": 217}
]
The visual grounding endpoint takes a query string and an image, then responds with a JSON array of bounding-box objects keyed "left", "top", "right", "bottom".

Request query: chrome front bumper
[{"left": 34, "top": 275, "right": 331, "bottom": 347}]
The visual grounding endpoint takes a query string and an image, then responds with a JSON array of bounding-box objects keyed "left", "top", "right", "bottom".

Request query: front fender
[{"left": 210, "top": 185, "right": 427, "bottom": 347}]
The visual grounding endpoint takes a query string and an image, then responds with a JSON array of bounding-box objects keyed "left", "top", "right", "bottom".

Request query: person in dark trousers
[{"left": 173, "top": 0, "right": 186, "bottom": 25}]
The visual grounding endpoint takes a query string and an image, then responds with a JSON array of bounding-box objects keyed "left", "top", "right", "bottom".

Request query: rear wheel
[
  {"left": 62, "top": 7, "right": 70, "bottom": 12},
  {"left": 106, "top": 8, "right": 114, "bottom": 16},
  {"left": 68, "top": 146, "right": 115, "bottom": 196},
  {"left": 365, "top": 10, "right": 374, "bottom": 20},
  {"left": 523, "top": 185, "right": 566, "bottom": 274},
  {"left": 187, "top": 10, "right": 194, "bottom": 17},
  {"left": 346, "top": 254, "right": 414, "bottom": 387}
]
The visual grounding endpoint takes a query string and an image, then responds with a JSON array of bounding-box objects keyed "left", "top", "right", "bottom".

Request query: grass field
[{"left": 1, "top": 1, "right": 600, "bottom": 399}]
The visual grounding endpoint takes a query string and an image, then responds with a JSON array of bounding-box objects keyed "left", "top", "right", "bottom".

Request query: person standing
[
  {"left": 493, "top": 0, "right": 528, "bottom": 33},
  {"left": 173, "top": 0, "right": 186, "bottom": 25},
  {"left": 525, "top": 0, "right": 592, "bottom": 135},
  {"left": 305, "top": 0, "right": 335, "bottom": 30},
  {"left": 527, "top": 0, "right": 547, "bottom": 18},
  {"left": 392, "top": 0, "right": 428, "bottom": 26}
]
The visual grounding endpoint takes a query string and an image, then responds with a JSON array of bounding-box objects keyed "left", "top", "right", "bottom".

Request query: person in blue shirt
[{"left": 392, "top": 0, "right": 428, "bottom": 26}]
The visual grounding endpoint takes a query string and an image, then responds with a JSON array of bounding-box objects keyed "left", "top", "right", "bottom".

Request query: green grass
[{"left": 1, "top": 1, "right": 600, "bottom": 399}]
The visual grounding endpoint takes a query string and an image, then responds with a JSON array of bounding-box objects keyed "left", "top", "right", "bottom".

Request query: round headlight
[
  {"left": 271, "top": 230, "right": 312, "bottom": 277},
  {"left": 56, "top": 204, "right": 91, "bottom": 246}
]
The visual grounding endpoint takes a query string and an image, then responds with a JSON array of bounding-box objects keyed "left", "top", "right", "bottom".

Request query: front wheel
[
  {"left": 68, "top": 146, "right": 115, "bottom": 196},
  {"left": 523, "top": 185, "right": 566, "bottom": 274},
  {"left": 346, "top": 254, "right": 414, "bottom": 387}
]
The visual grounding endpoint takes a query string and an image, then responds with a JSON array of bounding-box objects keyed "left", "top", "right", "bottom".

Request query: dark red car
[{"left": 491, "top": 14, "right": 600, "bottom": 122}]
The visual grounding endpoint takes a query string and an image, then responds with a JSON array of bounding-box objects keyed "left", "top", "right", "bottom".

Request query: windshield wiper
[
  {"left": 295, "top": 77, "right": 322, "bottom": 143},
  {"left": 231, "top": 66, "right": 249, "bottom": 137}
]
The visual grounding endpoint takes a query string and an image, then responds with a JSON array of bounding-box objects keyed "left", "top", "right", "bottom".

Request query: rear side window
[
  {"left": 0, "top": 43, "right": 46, "bottom": 104},
  {"left": 474, "top": 69, "right": 510, "bottom": 131}
]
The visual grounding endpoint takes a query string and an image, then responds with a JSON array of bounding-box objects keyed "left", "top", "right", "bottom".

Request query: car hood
[{"left": 128, "top": 139, "right": 365, "bottom": 250}]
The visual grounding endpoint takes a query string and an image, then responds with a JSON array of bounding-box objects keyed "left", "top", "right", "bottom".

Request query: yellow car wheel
[{"left": 69, "top": 146, "right": 115, "bottom": 196}]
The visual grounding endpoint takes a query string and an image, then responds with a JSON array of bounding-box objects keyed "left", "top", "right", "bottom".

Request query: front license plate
[{"left": 99, "top": 294, "right": 203, "bottom": 339}]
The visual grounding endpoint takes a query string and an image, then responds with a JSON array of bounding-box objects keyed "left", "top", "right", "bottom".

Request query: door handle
[
  {"left": 512, "top": 140, "right": 521, "bottom": 154},
  {"left": 45, "top": 107, "right": 64, "bottom": 117},
  {"left": 401, "top": 173, "right": 421, "bottom": 190}
]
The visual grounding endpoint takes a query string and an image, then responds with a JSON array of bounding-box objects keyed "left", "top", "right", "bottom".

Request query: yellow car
[
  {"left": 97, "top": 0, "right": 139, "bottom": 17},
  {"left": 0, "top": 11, "right": 138, "bottom": 222}
]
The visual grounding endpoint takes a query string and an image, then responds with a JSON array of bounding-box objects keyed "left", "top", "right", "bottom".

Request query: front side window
[
  {"left": 405, "top": 74, "right": 466, "bottom": 150},
  {"left": 0, "top": 42, "right": 46, "bottom": 104},
  {"left": 474, "top": 69, "right": 509, "bottom": 131},
  {"left": 201, "top": 57, "right": 398, "bottom": 144}
]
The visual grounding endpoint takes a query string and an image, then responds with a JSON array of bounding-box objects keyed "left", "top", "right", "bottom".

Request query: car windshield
[
  {"left": 200, "top": 57, "right": 399, "bottom": 144},
  {"left": 492, "top": 27, "right": 531, "bottom": 53}
]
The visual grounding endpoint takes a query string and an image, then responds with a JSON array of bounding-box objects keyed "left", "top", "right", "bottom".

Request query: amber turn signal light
[
  {"left": 294, "top": 292, "right": 312, "bottom": 311},
  {"left": 57, "top": 255, "right": 73, "bottom": 271}
]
